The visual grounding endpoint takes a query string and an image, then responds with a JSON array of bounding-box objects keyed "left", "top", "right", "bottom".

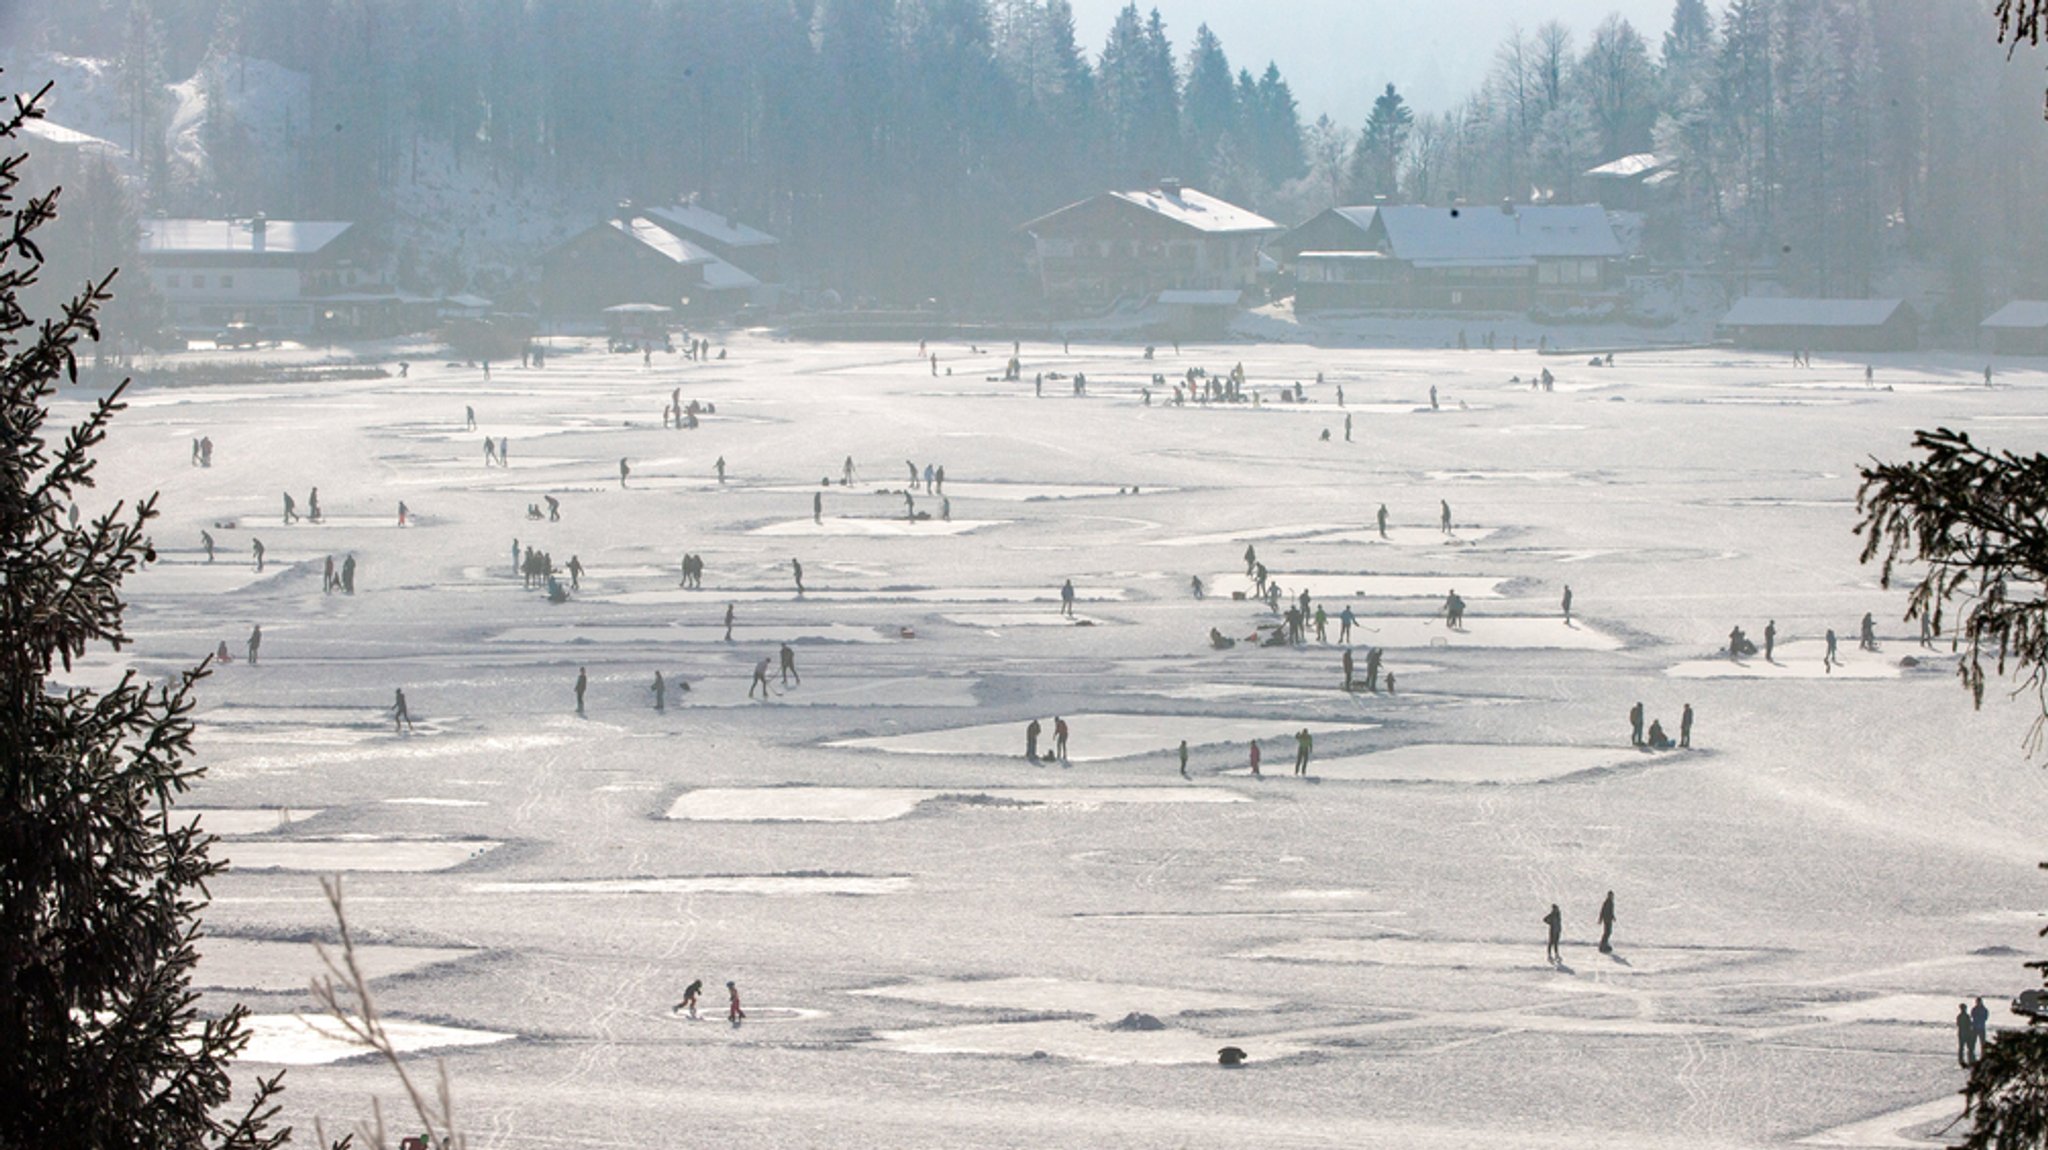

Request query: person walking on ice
[
  {"left": 1440, "top": 499, "right": 1452, "bottom": 534},
  {"left": 392, "top": 688, "right": 415, "bottom": 734},
  {"left": 1596, "top": 891, "right": 1616, "bottom": 953},
  {"left": 1178, "top": 739, "right": 1190, "bottom": 780},
  {"left": 779, "top": 643, "right": 800, "bottom": 686},
  {"left": 465, "top": 404, "right": 476, "bottom": 430},
  {"left": 1377, "top": 504, "right": 1389, "bottom": 540},
  {"left": 652, "top": 670, "right": 667, "bottom": 712},
  {"left": 1053, "top": 716, "right": 1070, "bottom": 763},
  {"left": 1959, "top": 1003, "right": 1978, "bottom": 1066},
  {"left": 1544, "top": 903, "right": 1564, "bottom": 964},
  {"left": 1628, "top": 701, "right": 1645, "bottom": 747},
  {"left": 1824, "top": 628, "right": 1839, "bottom": 673},
  {"left": 247, "top": 624, "right": 262, "bottom": 666},
  {"left": 749, "top": 657, "right": 772, "bottom": 700},
  {"left": 574, "top": 667, "right": 588, "bottom": 716},
  {"left": 1059, "top": 579, "right": 1076, "bottom": 617},
  {"left": 306, "top": 488, "right": 321, "bottom": 523},
  {"left": 1294, "top": 728, "right": 1313, "bottom": 776},
  {"left": 724, "top": 603, "right": 736, "bottom": 642},
  {"left": 566, "top": 555, "right": 582, "bottom": 590},
  {"left": 1025, "top": 718, "right": 1042, "bottom": 762},
  {"left": 619, "top": 458, "right": 631, "bottom": 488},
  {"left": 727, "top": 981, "right": 746, "bottom": 1026},
  {"left": 1342, "top": 647, "right": 1355, "bottom": 691},
  {"left": 842, "top": 456, "right": 856, "bottom": 486},
  {"left": 1764, "top": 619, "right": 1777, "bottom": 663},
  {"left": 282, "top": 492, "right": 298, "bottom": 524},
  {"left": 1680, "top": 703, "right": 1693, "bottom": 749},
  {"left": 676, "top": 979, "right": 702, "bottom": 1019},
  {"left": 1973, "top": 997, "right": 1990, "bottom": 1052},
  {"left": 715, "top": 457, "right": 726, "bottom": 483},
  {"left": 201, "top": 530, "right": 215, "bottom": 564},
  {"left": 1248, "top": 740, "right": 1262, "bottom": 777},
  {"left": 1562, "top": 585, "right": 1573, "bottom": 625},
  {"left": 1859, "top": 611, "right": 1878, "bottom": 652},
  {"left": 792, "top": 558, "right": 804, "bottom": 596},
  {"left": 251, "top": 538, "right": 266, "bottom": 572},
  {"left": 813, "top": 491, "right": 823, "bottom": 524},
  {"left": 1244, "top": 544, "right": 1258, "bottom": 576}
]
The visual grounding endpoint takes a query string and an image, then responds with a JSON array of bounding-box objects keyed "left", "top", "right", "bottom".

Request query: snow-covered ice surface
[{"left": 76, "top": 335, "right": 2048, "bottom": 1145}]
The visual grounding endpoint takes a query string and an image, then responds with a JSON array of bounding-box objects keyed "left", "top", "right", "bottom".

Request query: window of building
[
  {"left": 166, "top": 274, "right": 181, "bottom": 288},
  {"left": 192, "top": 275, "right": 206, "bottom": 289},
  {"left": 1581, "top": 260, "right": 1601, "bottom": 283},
  {"left": 221, "top": 274, "right": 234, "bottom": 289},
  {"left": 1450, "top": 290, "right": 1464, "bottom": 305}
]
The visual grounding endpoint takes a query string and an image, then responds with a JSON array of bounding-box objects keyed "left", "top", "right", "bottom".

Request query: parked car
[{"left": 213, "top": 322, "right": 264, "bottom": 348}]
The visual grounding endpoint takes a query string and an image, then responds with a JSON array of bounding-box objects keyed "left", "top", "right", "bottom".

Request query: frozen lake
[{"left": 83, "top": 333, "right": 2048, "bottom": 1147}]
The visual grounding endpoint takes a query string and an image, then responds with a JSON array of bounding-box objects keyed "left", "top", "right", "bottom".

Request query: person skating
[
  {"left": 1562, "top": 585, "right": 1573, "bottom": 625},
  {"left": 813, "top": 491, "right": 823, "bottom": 524},
  {"left": 1859, "top": 611, "right": 1878, "bottom": 652},
  {"left": 251, "top": 538, "right": 266, "bottom": 572},
  {"left": 749, "top": 657, "right": 772, "bottom": 700},
  {"left": 499, "top": 437, "right": 509, "bottom": 466},
  {"left": 728, "top": 981, "right": 745, "bottom": 1025},
  {"left": 619, "top": 457, "right": 631, "bottom": 488},
  {"left": 282, "top": 492, "right": 298, "bottom": 524},
  {"left": 323, "top": 555, "right": 337, "bottom": 594},
  {"left": 341, "top": 553, "right": 356, "bottom": 595},
  {"left": 676, "top": 979, "right": 702, "bottom": 1019},
  {"left": 200, "top": 436, "right": 213, "bottom": 467},
  {"left": 1294, "top": 728, "right": 1313, "bottom": 776},
  {"left": 1764, "top": 619, "right": 1777, "bottom": 663},
  {"left": 792, "top": 558, "right": 804, "bottom": 596},
  {"left": 842, "top": 456, "right": 855, "bottom": 486},
  {"left": 1059, "top": 579, "right": 1076, "bottom": 618},
  {"left": 465, "top": 404, "right": 476, "bottom": 430},
  {"left": 306, "top": 487, "right": 321, "bottom": 523},
  {"left": 1244, "top": 544, "right": 1258, "bottom": 577},
  {"left": 397, "top": 501, "right": 409, "bottom": 527},
  {"left": 652, "top": 670, "right": 667, "bottom": 712},
  {"left": 566, "top": 555, "right": 582, "bottom": 590},
  {"left": 1679, "top": 704, "right": 1693, "bottom": 749},
  {"left": 392, "top": 688, "right": 415, "bottom": 734},
  {"left": 201, "top": 530, "right": 215, "bottom": 564},
  {"left": 1191, "top": 575, "right": 1205, "bottom": 600},
  {"left": 1824, "top": 628, "right": 1839, "bottom": 673},
  {"left": 779, "top": 643, "right": 800, "bottom": 686},
  {"left": 1025, "top": 718, "right": 1042, "bottom": 762},
  {"left": 1178, "top": 739, "right": 1190, "bottom": 780},
  {"left": 1544, "top": 904, "right": 1563, "bottom": 964},
  {"left": 1248, "top": 740, "right": 1262, "bottom": 777},
  {"left": 1440, "top": 499, "right": 1452, "bottom": 534},
  {"left": 1053, "top": 716, "right": 1070, "bottom": 763},
  {"left": 1313, "top": 605, "right": 1328, "bottom": 644},
  {"left": 544, "top": 494, "right": 560, "bottom": 522},
  {"left": 1377, "top": 504, "right": 1389, "bottom": 539},
  {"left": 1339, "top": 605, "right": 1355, "bottom": 644},
  {"left": 716, "top": 457, "right": 726, "bottom": 483},
  {"left": 1344, "top": 413, "right": 1353, "bottom": 442},
  {"left": 247, "top": 624, "right": 262, "bottom": 666},
  {"left": 1342, "top": 647, "right": 1355, "bottom": 691},
  {"left": 1596, "top": 891, "right": 1615, "bottom": 954},
  {"left": 724, "top": 603, "right": 736, "bottom": 641},
  {"left": 484, "top": 437, "right": 498, "bottom": 467},
  {"left": 1628, "top": 701, "right": 1645, "bottom": 747},
  {"left": 574, "top": 667, "right": 588, "bottom": 715}
]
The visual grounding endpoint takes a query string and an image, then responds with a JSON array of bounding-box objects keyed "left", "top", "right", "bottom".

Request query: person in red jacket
[{"left": 727, "top": 981, "right": 746, "bottom": 1026}]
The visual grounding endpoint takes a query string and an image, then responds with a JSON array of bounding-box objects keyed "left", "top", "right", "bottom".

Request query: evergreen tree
[
  {"left": 1247, "top": 62, "right": 1306, "bottom": 186},
  {"left": 1663, "top": 0, "right": 1717, "bottom": 74},
  {"left": 0, "top": 80, "right": 287, "bottom": 1150},
  {"left": 1181, "top": 23, "right": 1236, "bottom": 183},
  {"left": 1346, "top": 82, "right": 1413, "bottom": 202},
  {"left": 1579, "top": 14, "right": 1656, "bottom": 159}
]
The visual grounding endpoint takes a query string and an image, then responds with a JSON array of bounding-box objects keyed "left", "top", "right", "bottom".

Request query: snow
[
  {"left": 198, "top": 938, "right": 477, "bottom": 992},
  {"left": 612, "top": 218, "right": 707, "bottom": 265},
  {"left": 238, "top": 1013, "right": 513, "bottom": 1066},
  {"left": 1106, "top": 186, "right": 1281, "bottom": 234},
  {"left": 643, "top": 202, "right": 780, "bottom": 249},
  {"left": 73, "top": 332, "right": 2047, "bottom": 1146},
  {"left": 1377, "top": 203, "right": 1624, "bottom": 262},
  {"left": 1980, "top": 300, "right": 2048, "bottom": 330},
  {"left": 1722, "top": 297, "right": 1908, "bottom": 328}
]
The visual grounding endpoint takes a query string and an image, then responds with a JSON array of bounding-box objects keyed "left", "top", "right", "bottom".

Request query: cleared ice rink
[{"left": 68, "top": 331, "right": 2048, "bottom": 1148}]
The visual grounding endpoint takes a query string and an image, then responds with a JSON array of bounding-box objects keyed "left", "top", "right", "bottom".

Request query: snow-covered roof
[
  {"left": 21, "top": 118, "right": 123, "bottom": 154},
  {"left": 644, "top": 203, "right": 778, "bottom": 248},
  {"left": 612, "top": 218, "right": 708, "bottom": 265},
  {"left": 1720, "top": 297, "right": 1907, "bottom": 328},
  {"left": 1585, "top": 153, "right": 1671, "bottom": 180},
  {"left": 1332, "top": 206, "right": 1379, "bottom": 231},
  {"left": 1157, "top": 289, "right": 1242, "bottom": 306},
  {"left": 442, "top": 293, "right": 493, "bottom": 310},
  {"left": 1297, "top": 250, "right": 1392, "bottom": 261},
  {"left": 1109, "top": 186, "right": 1280, "bottom": 234},
  {"left": 697, "top": 255, "right": 762, "bottom": 292},
  {"left": 1375, "top": 205, "right": 1622, "bottom": 263},
  {"left": 1982, "top": 300, "right": 2048, "bottom": 329},
  {"left": 141, "top": 218, "right": 353, "bottom": 256}
]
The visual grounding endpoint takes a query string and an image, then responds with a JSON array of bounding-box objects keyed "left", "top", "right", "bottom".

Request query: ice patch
[
  {"left": 225, "top": 839, "right": 501, "bottom": 872},
  {"left": 1243, "top": 936, "right": 1762, "bottom": 974},
  {"left": 829, "top": 714, "right": 1377, "bottom": 762},
  {"left": 1206, "top": 573, "right": 1508, "bottom": 600},
  {"left": 471, "top": 874, "right": 910, "bottom": 895},
  {"left": 180, "top": 807, "right": 323, "bottom": 835},
  {"left": 1795, "top": 1097, "right": 1965, "bottom": 1148},
  {"left": 1669, "top": 643, "right": 1902, "bottom": 679},
  {"left": 663, "top": 786, "right": 1248, "bottom": 822},
  {"left": 198, "top": 938, "right": 476, "bottom": 991},
  {"left": 853, "top": 975, "right": 1268, "bottom": 1015},
  {"left": 870, "top": 1020, "right": 1300, "bottom": 1065},
  {"left": 238, "top": 1012, "right": 513, "bottom": 1066},
  {"left": 1259, "top": 744, "right": 1643, "bottom": 784},
  {"left": 751, "top": 518, "right": 1003, "bottom": 537}
]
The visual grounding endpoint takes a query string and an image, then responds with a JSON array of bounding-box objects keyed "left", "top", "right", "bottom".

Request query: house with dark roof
[
  {"left": 1980, "top": 301, "right": 2048, "bottom": 355},
  {"left": 1275, "top": 203, "right": 1623, "bottom": 313},
  {"left": 139, "top": 216, "right": 396, "bottom": 336},
  {"left": 642, "top": 202, "right": 782, "bottom": 288},
  {"left": 1019, "top": 180, "right": 1282, "bottom": 313},
  {"left": 1717, "top": 297, "right": 1917, "bottom": 352}
]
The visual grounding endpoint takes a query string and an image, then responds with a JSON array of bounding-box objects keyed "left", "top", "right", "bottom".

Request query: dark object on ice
[
  {"left": 2014, "top": 989, "right": 2048, "bottom": 1020},
  {"left": 1107, "top": 1012, "right": 1164, "bottom": 1031},
  {"left": 1209, "top": 628, "right": 1236, "bottom": 650},
  {"left": 1217, "top": 1046, "right": 1247, "bottom": 1066}
]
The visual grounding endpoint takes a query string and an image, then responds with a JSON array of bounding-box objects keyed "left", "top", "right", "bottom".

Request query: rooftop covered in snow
[
  {"left": 1372, "top": 204, "right": 1623, "bottom": 264},
  {"left": 1022, "top": 184, "right": 1281, "bottom": 237},
  {"left": 1980, "top": 300, "right": 2048, "bottom": 329},
  {"left": 644, "top": 203, "right": 778, "bottom": 248},
  {"left": 1720, "top": 297, "right": 1909, "bottom": 328},
  {"left": 141, "top": 218, "right": 354, "bottom": 257}
]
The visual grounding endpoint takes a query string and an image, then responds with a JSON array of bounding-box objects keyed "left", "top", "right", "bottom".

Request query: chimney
[
  {"left": 618, "top": 200, "right": 637, "bottom": 225},
  {"left": 1159, "top": 177, "right": 1183, "bottom": 201},
  {"left": 1500, "top": 197, "right": 1515, "bottom": 216},
  {"left": 250, "top": 213, "right": 267, "bottom": 252}
]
